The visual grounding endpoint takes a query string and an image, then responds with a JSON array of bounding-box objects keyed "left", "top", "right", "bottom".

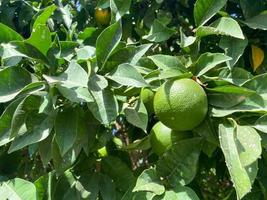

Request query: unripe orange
[{"left": 95, "top": 7, "right": 111, "bottom": 26}]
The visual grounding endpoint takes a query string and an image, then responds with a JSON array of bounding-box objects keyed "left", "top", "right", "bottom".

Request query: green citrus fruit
[
  {"left": 95, "top": 8, "right": 111, "bottom": 26},
  {"left": 140, "top": 88, "right": 155, "bottom": 114},
  {"left": 153, "top": 78, "right": 208, "bottom": 131},
  {"left": 150, "top": 121, "right": 189, "bottom": 156}
]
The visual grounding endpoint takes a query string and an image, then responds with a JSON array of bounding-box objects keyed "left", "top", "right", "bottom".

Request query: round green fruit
[
  {"left": 140, "top": 87, "right": 155, "bottom": 114},
  {"left": 150, "top": 121, "right": 189, "bottom": 156},
  {"left": 153, "top": 78, "right": 208, "bottom": 131}
]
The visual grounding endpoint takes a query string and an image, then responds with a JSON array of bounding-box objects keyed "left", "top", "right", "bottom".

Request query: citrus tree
[{"left": 0, "top": 0, "right": 267, "bottom": 199}]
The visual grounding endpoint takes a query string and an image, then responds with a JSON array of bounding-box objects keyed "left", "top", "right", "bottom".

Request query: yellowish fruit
[
  {"left": 140, "top": 88, "right": 155, "bottom": 114},
  {"left": 153, "top": 78, "right": 208, "bottom": 131},
  {"left": 251, "top": 45, "right": 264, "bottom": 71},
  {"left": 150, "top": 122, "right": 189, "bottom": 156},
  {"left": 95, "top": 8, "right": 111, "bottom": 26}
]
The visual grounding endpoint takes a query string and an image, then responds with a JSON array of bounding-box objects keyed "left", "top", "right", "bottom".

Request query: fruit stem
[
  {"left": 116, "top": 121, "right": 139, "bottom": 170},
  {"left": 192, "top": 76, "right": 207, "bottom": 87}
]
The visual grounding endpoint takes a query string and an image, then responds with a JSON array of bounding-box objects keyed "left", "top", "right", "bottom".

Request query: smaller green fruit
[
  {"left": 140, "top": 88, "right": 155, "bottom": 114},
  {"left": 98, "top": 146, "right": 108, "bottom": 158},
  {"left": 150, "top": 122, "right": 190, "bottom": 156}
]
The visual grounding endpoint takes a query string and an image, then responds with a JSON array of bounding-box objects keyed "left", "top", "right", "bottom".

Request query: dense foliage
[{"left": 0, "top": 0, "right": 267, "bottom": 199}]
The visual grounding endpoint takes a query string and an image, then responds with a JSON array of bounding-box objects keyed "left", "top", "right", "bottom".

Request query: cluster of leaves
[{"left": 0, "top": 0, "right": 267, "bottom": 199}]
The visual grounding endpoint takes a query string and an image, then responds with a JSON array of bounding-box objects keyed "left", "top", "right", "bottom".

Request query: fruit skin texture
[
  {"left": 140, "top": 88, "right": 155, "bottom": 114},
  {"left": 150, "top": 122, "right": 189, "bottom": 156},
  {"left": 153, "top": 78, "right": 208, "bottom": 131},
  {"left": 95, "top": 8, "right": 111, "bottom": 26}
]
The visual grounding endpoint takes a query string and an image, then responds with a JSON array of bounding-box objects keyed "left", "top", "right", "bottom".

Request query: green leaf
[
  {"left": 236, "top": 127, "right": 261, "bottom": 166},
  {"left": 87, "top": 89, "right": 118, "bottom": 125},
  {"left": 143, "top": 20, "right": 175, "bottom": 42},
  {"left": 156, "top": 186, "right": 200, "bottom": 200},
  {"left": 207, "top": 85, "right": 254, "bottom": 95},
  {"left": 0, "top": 66, "right": 35, "bottom": 103},
  {"left": 6, "top": 41, "right": 50, "bottom": 65},
  {"left": 156, "top": 138, "right": 202, "bottom": 186},
  {"left": 38, "top": 135, "right": 53, "bottom": 166},
  {"left": 1, "top": 81, "right": 45, "bottom": 104},
  {"left": 58, "top": 5, "right": 72, "bottom": 29},
  {"left": 179, "top": 28, "right": 197, "bottom": 48},
  {"left": 193, "top": 53, "right": 231, "bottom": 76},
  {"left": 55, "top": 108, "right": 78, "bottom": 156},
  {"left": 211, "top": 94, "right": 267, "bottom": 117},
  {"left": 121, "top": 186, "right": 135, "bottom": 200},
  {"left": 0, "top": 23, "right": 23, "bottom": 43},
  {"left": 219, "top": 119, "right": 261, "bottom": 199},
  {"left": 124, "top": 99, "right": 148, "bottom": 132},
  {"left": 44, "top": 61, "right": 92, "bottom": 103},
  {"left": 8, "top": 113, "right": 54, "bottom": 153},
  {"left": 240, "top": 0, "right": 265, "bottom": 19},
  {"left": 43, "top": 61, "right": 88, "bottom": 87},
  {"left": 102, "top": 156, "right": 135, "bottom": 192},
  {"left": 53, "top": 171, "right": 100, "bottom": 200},
  {"left": 193, "top": 119, "right": 218, "bottom": 145},
  {"left": 260, "top": 133, "right": 267, "bottom": 149},
  {"left": 0, "top": 43, "right": 26, "bottom": 61},
  {"left": 33, "top": 4, "right": 57, "bottom": 29},
  {"left": 107, "top": 63, "right": 148, "bottom": 88},
  {"left": 96, "top": 21, "right": 122, "bottom": 69},
  {"left": 219, "top": 36, "right": 248, "bottom": 68},
  {"left": 20, "top": 81, "right": 46, "bottom": 97},
  {"left": 76, "top": 46, "right": 96, "bottom": 61},
  {"left": 257, "top": 159, "right": 267, "bottom": 199},
  {"left": 52, "top": 137, "right": 82, "bottom": 173},
  {"left": 201, "top": 141, "right": 217, "bottom": 158},
  {"left": 243, "top": 73, "right": 267, "bottom": 98},
  {"left": 10, "top": 95, "right": 45, "bottom": 138},
  {"left": 60, "top": 41, "right": 79, "bottom": 61},
  {"left": 159, "top": 70, "right": 192, "bottom": 80},
  {"left": 88, "top": 74, "right": 108, "bottom": 91},
  {"left": 218, "top": 67, "right": 253, "bottom": 86},
  {"left": 0, "top": 98, "right": 23, "bottom": 146},
  {"left": 99, "top": 174, "right": 116, "bottom": 200},
  {"left": 52, "top": 170, "right": 76, "bottom": 199},
  {"left": 34, "top": 172, "right": 56, "bottom": 200},
  {"left": 77, "top": 173, "right": 100, "bottom": 200},
  {"left": 208, "top": 92, "right": 249, "bottom": 109},
  {"left": 133, "top": 168, "right": 165, "bottom": 195},
  {"left": 157, "top": 10, "right": 173, "bottom": 25},
  {"left": 0, "top": 178, "right": 37, "bottom": 200},
  {"left": 45, "top": 35, "right": 60, "bottom": 68},
  {"left": 148, "top": 54, "right": 186, "bottom": 71},
  {"left": 78, "top": 27, "right": 97, "bottom": 40},
  {"left": 194, "top": 0, "right": 227, "bottom": 26},
  {"left": 26, "top": 25, "right": 52, "bottom": 56},
  {"left": 148, "top": 54, "right": 192, "bottom": 80},
  {"left": 2, "top": 57, "right": 22, "bottom": 67},
  {"left": 58, "top": 85, "right": 93, "bottom": 103},
  {"left": 254, "top": 115, "right": 267, "bottom": 133},
  {"left": 110, "top": 0, "right": 132, "bottom": 21},
  {"left": 244, "top": 11, "right": 267, "bottom": 30},
  {"left": 104, "top": 44, "right": 152, "bottom": 72},
  {"left": 196, "top": 17, "right": 244, "bottom": 39},
  {"left": 132, "top": 191, "right": 156, "bottom": 200}
]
